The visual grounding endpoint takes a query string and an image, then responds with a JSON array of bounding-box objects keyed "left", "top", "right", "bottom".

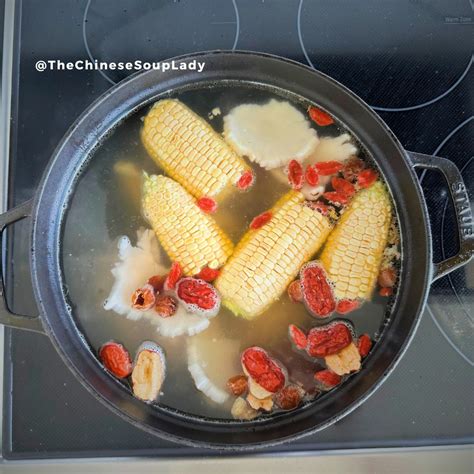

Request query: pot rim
[{"left": 29, "top": 50, "right": 432, "bottom": 449}]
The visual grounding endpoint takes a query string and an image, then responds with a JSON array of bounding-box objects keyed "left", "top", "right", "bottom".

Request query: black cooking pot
[{"left": 0, "top": 52, "right": 472, "bottom": 449}]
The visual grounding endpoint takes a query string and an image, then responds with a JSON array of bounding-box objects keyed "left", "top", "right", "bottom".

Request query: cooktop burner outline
[
  {"left": 423, "top": 116, "right": 474, "bottom": 366},
  {"left": 3, "top": 0, "right": 473, "bottom": 458},
  {"left": 297, "top": 0, "right": 473, "bottom": 113},
  {"left": 82, "top": 0, "right": 240, "bottom": 86}
]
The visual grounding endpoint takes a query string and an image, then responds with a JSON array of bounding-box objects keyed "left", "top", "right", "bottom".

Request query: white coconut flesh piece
[
  {"left": 131, "top": 342, "right": 166, "bottom": 402},
  {"left": 187, "top": 334, "right": 240, "bottom": 405},
  {"left": 223, "top": 99, "right": 319, "bottom": 169},
  {"left": 307, "top": 133, "right": 358, "bottom": 165},
  {"left": 104, "top": 229, "right": 212, "bottom": 337}
]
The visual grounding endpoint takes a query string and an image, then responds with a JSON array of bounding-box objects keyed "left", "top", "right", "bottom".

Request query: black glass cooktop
[{"left": 2, "top": 0, "right": 473, "bottom": 460}]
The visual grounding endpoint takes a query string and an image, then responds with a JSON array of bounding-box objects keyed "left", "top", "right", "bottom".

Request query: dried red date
[
  {"left": 99, "top": 341, "right": 132, "bottom": 379},
  {"left": 176, "top": 277, "right": 220, "bottom": 316},
  {"left": 300, "top": 262, "right": 336, "bottom": 318},
  {"left": 241, "top": 347, "right": 285, "bottom": 394},
  {"left": 306, "top": 322, "right": 352, "bottom": 358}
]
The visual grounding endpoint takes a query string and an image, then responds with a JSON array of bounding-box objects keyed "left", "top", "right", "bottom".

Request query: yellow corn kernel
[
  {"left": 142, "top": 174, "right": 234, "bottom": 275},
  {"left": 141, "top": 99, "right": 251, "bottom": 199},
  {"left": 215, "top": 191, "right": 333, "bottom": 319},
  {"left": 319, "top": 181, "right": 392, "bottom": 301}
]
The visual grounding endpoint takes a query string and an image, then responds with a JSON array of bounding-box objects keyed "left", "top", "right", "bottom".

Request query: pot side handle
[
  {"left": 0, "top": 200, "right": 44, "bottom": 333},
  {"left": 407, "top": 151, "right": 474, "bottom": 281}
]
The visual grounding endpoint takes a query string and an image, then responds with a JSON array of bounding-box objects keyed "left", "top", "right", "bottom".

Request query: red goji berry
[
  {"left": 342, "top": 157, "right": 365, "bottom": 182},
  {"left": 300, "top": 262, "right": 336, "bottom": 318},
  {"left": 288, "top": 280, "right": 303, "bottom": 303},
  {"left": 241, "top": 347, "right": 286, "bottom": 394},
  {"left": 323, "top": 191, "right": 349, "bottom": 205},
  {"left": 305, "top": 165, "right": 319, "bottom": 186},
  {"left": 236, "top": 170, "right": 255, "bottom": 190},
  {"left": 379, "top": 287, "right": 393, "bottom": 297},
  {"left": 195, "top": 266, "right": 220, "bottom": 282},
  {"left": 314, "top": 369, "right": 341, "bottom": 388},
  {"left": 306, "top": 322, "right": 352, "bottom": 358},
  {"left": 336, "top": 299, "right": 360, "bottom": 314},
  {"left": 197, "top": 196, "right": 218, "bottom": 214},
  {"left": 288, "top": 324, "right": 307, "bottom": 350},
  {"left": 308, "top": 106, "right": 334, "bottom": 126},
  {"left": 332, "top": 177, "right": 356, "bottom": 198},
  {"left": 287, "top": 159, "right": 304, "bottom": 190},
  {"left": 99, "top": 341, "right": 132, "bottom": 379},
  {"left": 314, "top": 161, "right": 343, "bottom": 175},
  {"left": 164, "top": 261, "right": 183, "bottom": 290},
  {"left": 250, "top": 211, "right": 273, "bottom": 230},
  {"left": 357, "top": 334, "right": 372, "bottom": 358},
  {"left": 357, "top": 169, "right": 378, "bottom": 188},
  {"left": 131, "top": 284, "right": 156, "bottom": 311},
  {"left": 147, "top": 274, "right": 166, "bottom": 292}
]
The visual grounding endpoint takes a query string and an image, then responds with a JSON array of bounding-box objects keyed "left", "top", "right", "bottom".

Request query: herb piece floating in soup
[
  {"left": 224, "top": 99, "right": 319, "bottom": 169},
  {"left": 132, "top": 342, "right": 167, "bottom": 402},
  {"left": 141, "top": 99, "right": 254, "bottom": 200},
  {"left": 187, "top": 335, "right": 240, "bottom": 405}
]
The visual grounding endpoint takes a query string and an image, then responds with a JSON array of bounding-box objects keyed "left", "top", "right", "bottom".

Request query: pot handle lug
[
  {"left": 407, "top": 151, "right": 474, "bottom": 281},
  {"left": 0, "top": 200, "right": 44, "bottom": 333}
]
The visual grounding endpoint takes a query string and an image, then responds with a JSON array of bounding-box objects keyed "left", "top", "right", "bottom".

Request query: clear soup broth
[{"left": 62, "top": 83, "right": 400, "bottom": 420}]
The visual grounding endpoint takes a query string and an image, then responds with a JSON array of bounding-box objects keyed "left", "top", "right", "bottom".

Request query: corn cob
[
  {"left": 319, "top": 181, "right": 391, "bottom": 301},
  {"left": 141, "top": 99, "right": 251, "bottom": 200},
  {"left": 142, "top": 174, "right": 234, "bottom": 276},
  {"left": 215, "top": 191, "right": 333, "bottom": 319}
]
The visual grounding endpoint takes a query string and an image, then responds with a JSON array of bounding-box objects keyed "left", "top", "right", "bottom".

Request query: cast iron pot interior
[{"left": 3, "top": 52, "right": 444, "bottom": 448}]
